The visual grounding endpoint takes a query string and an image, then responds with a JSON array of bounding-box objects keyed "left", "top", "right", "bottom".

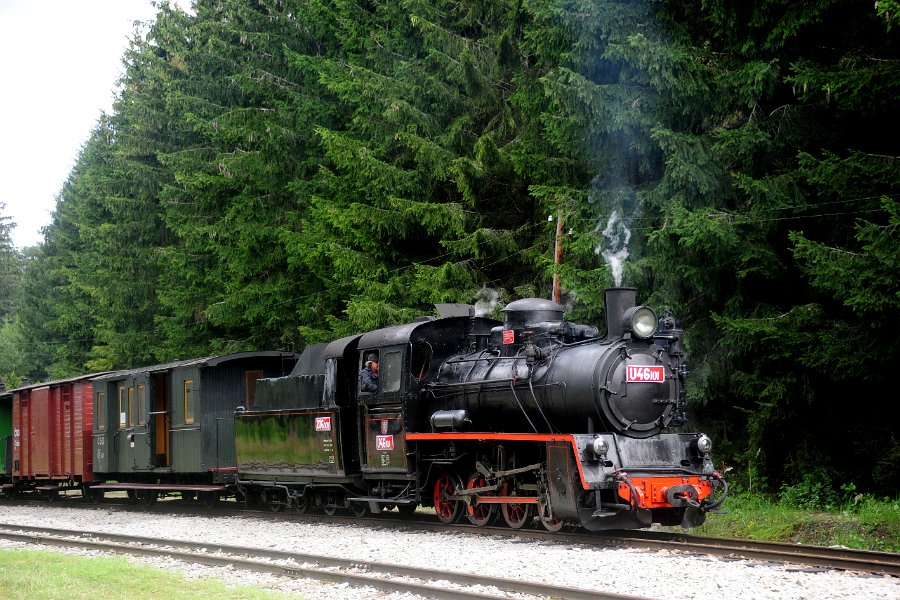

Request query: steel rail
[
  {"left": 0, "top": 524, "right": 650, "bottom": 600},
  {"left": 593, "top": 530, "right": 900, "bottom": 578}
]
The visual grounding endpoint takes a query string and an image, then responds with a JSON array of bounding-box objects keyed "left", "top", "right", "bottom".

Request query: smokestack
[{"left": 604, "top": 287, "right": 636, "bottom": 340}]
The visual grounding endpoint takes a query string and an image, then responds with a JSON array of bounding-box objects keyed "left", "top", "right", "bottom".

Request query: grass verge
[
  {"left": 683, "top": 493, "right": 900, "bottom": 552},
  {"left": 0, "top": 549, "right": 298, "bottom": 600}
]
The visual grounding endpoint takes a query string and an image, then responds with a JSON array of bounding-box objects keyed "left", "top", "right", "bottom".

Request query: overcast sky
[{"left": 0, "top": 0, "right": 162, "bottom": 249}]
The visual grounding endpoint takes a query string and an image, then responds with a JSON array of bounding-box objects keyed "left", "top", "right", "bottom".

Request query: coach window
[
  {"left": 118, "top": 386, "right": 126, "bottom": 430},
  {"left": 184, "top": 379, "right": 195, "bottom": 424},
  {"left": 96, "top": 391, "right": 106, "bottom": 431},
  {"left": 381, "top": 350, "right": 403, "bottom": 394},
  {"left": 137, "top": 384, "right": 146, "bottom": 426},
  {"left": 128, "top": 387, "right": 135, "bottom": 428}
]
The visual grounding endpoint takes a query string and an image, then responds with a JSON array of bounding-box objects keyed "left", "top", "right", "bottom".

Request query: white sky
[{"left": 0, "top": 0, "right": 162, "bottom": 249}]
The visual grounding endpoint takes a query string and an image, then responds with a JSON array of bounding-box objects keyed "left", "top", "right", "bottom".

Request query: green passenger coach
[{"left": 88, "top": 352, "right": 297, "bottom": 504}]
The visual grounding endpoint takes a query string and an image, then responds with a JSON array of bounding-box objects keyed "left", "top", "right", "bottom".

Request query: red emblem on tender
[
  {"left": 376, "top": 435, "right": 394, "bottom": 451},
  {"left": 627, "top": 365, "right": 665, "bottom": 383},
  {"left": 315, "top": 417, "right": 332, "bottom": 431},
  {"left": 502, "top": 329, "right": 515, "bottom": 344}
]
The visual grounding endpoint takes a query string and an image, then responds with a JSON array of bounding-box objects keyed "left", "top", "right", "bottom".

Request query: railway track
[
  {"left": 596, "top": 529, "right": 900, "bottom": 578},
  {"left": 5, "top": 495, "right": 899, "bottom": 579},
  {"left": 0, "top": 523, "right": 651, "bottom": 600}
]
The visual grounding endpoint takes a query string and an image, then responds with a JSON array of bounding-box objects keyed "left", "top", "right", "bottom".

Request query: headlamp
[
  {"left": 623, "top": 306, "right": 658, "bottom": 339},
  {"left": 696, "top": 434, "right": 713, "bottom": 454}
]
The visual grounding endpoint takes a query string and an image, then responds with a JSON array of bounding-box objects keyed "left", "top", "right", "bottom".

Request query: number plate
[{"left": 626, "top": 365, "right": 665, "bottom": 383}]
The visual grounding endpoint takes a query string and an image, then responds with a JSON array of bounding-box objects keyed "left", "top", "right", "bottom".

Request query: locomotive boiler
[{"left": 428, "top": 288, "right": 688, "bottom": 438}]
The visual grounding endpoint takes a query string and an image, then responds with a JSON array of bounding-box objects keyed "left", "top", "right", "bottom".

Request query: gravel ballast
[{"left": 0, "top": 505, "right": 897, "bottom": 599}]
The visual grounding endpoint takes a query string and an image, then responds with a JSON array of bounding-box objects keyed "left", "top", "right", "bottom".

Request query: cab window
[{"left": 381, "top": 350, "right": 402, "bottom": 393}]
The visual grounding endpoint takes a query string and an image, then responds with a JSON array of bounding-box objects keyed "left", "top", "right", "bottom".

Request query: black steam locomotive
[{"left": 236, "top": 288, "right": 727, "bottom": 530}]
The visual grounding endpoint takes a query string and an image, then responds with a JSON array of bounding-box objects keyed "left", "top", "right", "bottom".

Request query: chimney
[{"left": 604, "top": 287, "right": 636, "bottom": 340}]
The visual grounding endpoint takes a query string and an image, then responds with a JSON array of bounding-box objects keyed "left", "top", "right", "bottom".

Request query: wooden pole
[{"left": 552, "top": 212, "right": 564, "bottom": 304}]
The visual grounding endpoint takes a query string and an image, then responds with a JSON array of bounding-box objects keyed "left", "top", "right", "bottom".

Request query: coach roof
[{"left": 92, "top": 351, "right": 297, "bottom": 382}]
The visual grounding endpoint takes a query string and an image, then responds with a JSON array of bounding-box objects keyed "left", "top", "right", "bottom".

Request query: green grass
[
  {"left": 683, "top": 493, "right": 900, "bottom": 553},
  {"left": 0, "top": 549, "right": 300, "bottom": 600}
]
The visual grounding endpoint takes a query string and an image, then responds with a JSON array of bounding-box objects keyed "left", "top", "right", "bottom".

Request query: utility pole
[{"left": 552, "top": 212, "right": 564, "bottom": 304}]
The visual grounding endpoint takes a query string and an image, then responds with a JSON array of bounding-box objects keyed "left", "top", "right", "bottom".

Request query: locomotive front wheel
[
  {"left": 433, "top": 471, "right": 463, "bottom": 524},
  {"left": 465, "top": 472, "right": 496, "bottom": 527},
  {"left": 499, "top": 481, "right": 531, "bottom": 529}
]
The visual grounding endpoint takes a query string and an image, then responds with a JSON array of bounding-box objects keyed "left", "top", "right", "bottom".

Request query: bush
[{"left": 778, "top": 470, "right": 840, "bottom": 509}]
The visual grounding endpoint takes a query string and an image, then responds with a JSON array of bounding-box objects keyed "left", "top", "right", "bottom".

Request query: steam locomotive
[{"left": 236, "top": 287, "right": 727, "bottom": 530}]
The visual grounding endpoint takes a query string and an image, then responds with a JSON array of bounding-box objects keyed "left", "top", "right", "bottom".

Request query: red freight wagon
[{"left": 10, "top": 374, "right": 106, "bottom": 499}]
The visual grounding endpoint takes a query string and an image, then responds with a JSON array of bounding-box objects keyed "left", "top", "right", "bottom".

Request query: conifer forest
[{"left": 1, "top": 1, "right": 898, "bottom": 497}]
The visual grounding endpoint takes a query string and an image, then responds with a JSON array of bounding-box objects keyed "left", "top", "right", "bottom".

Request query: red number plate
[
  {"left": 315, "top": 417, "right": 331, "bottom": 431},
  {"left": 502, "top": 329, "right": 515, "bottom": 344},
  {"left": 626, "top": 365, "right": 665, "bottom": 383},
  {"left": 376, "top": 435, "right": 394, "bottom": 451}
]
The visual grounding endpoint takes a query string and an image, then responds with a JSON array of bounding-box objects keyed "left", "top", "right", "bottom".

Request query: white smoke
[
  {"left": 474, "top": 286, "right": 502, "bottom": 317},
  {"left": 594, "top": 209, "right": 631, "bottom": 287}
]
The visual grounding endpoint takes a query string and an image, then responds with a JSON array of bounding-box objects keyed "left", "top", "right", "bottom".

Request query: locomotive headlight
[
  {"left": 696, "top": 434, "right": 713, "bottom": 454},
  {"left": 592, "top": 437, "right": 609, "bottom": 457},
  {"left": 623, "top": 306, "right": 658, "bottom": 339}
]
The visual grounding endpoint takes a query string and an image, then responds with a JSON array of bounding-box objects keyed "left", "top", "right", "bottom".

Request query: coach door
[
  {"left": 131, "top": 375, "right": 153, "bottom": 470},
  {"left": 92, "top": 383, "right": 114, "bottom": 474},
  {"left": 149, "top": 373, "right": 170, "bottom": 469}
]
